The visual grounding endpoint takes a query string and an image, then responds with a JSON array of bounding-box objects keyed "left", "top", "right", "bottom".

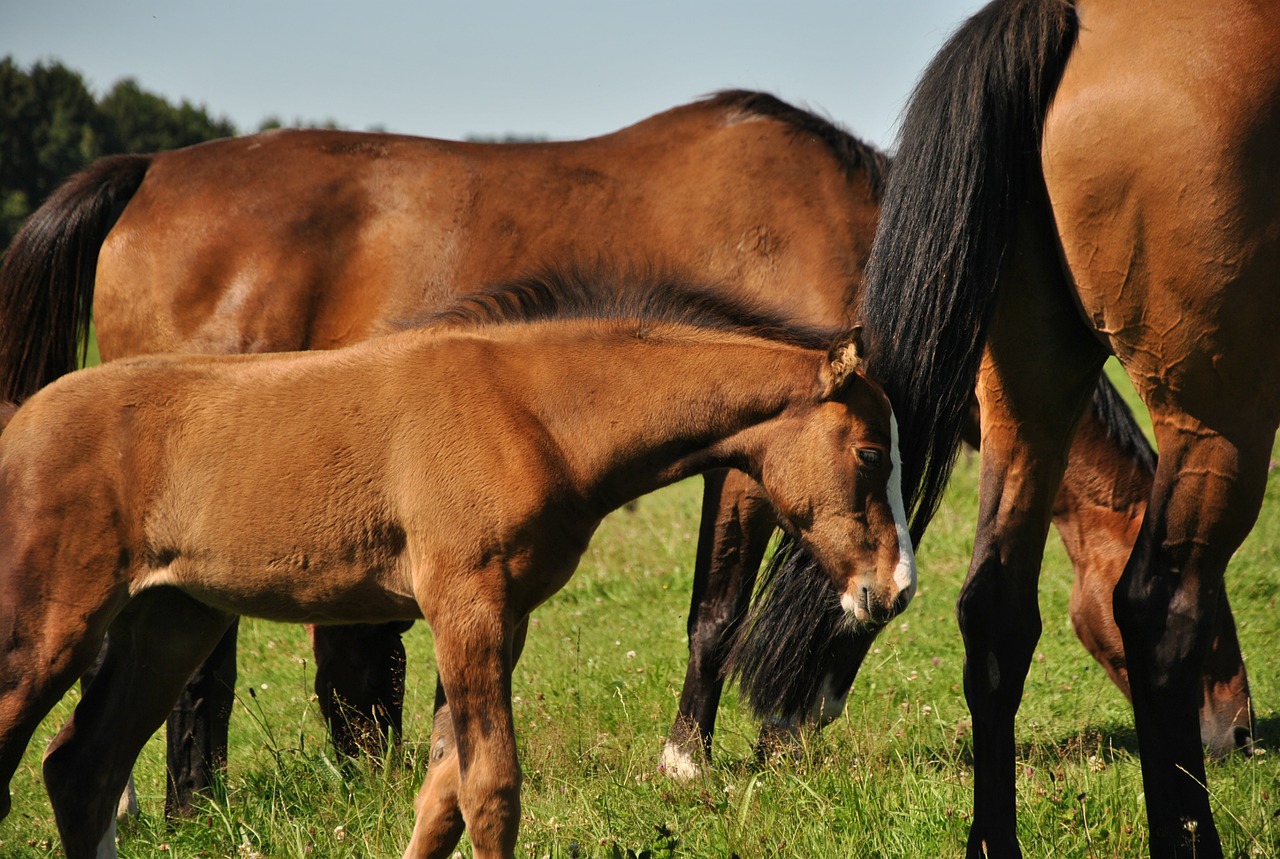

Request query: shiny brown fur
[
  {"left": 858, "top": 1, "right": 1279, "bottom": 855},
  {"left": 0, "top": 89, "right": 1249, "bottom": 808},
  {"left": 0, "top": 292, "right": 910, "bottom": 859}
]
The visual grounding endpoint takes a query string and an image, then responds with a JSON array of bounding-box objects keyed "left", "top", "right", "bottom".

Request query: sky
[{"left": 3, "top": 1, "right": 987, "bottom": 151}]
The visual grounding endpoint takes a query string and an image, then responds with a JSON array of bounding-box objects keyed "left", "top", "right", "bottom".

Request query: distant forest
[{"left": 0, "top": 56, "right": 343, "bottom": 249}]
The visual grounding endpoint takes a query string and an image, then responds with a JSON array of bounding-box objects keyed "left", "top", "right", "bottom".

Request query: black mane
[
  {"left": 424, "top": 266, "right": 836, "bottom": 351},
  {"left": 705, "top": 89, "right": 891, "bottom": 199}
]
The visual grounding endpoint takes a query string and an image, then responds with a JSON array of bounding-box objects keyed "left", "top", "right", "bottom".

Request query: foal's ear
[{"left": 818, "top": 326, "right": 865, "bottom": 399}]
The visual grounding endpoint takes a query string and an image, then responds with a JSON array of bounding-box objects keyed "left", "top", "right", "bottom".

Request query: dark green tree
[
  {"left": 1, "top": 57, "right": 239, "bottom": 249},
  {"left": 98, "top": 78, "right": 236, "bottom": 153}
]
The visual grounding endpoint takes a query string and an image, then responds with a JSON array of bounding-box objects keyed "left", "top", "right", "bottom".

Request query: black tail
[
  {"left": 727, "top": 372, "right": 1148, "bottom": 724},
  {"left": 1090, "top": 371, "right": 1157, "bottom": 472},
  {"left": 859, "top": 0, "right": 1078, "bottom": 543},
  {"left": 725, "top": 533, "right": 861, "bottom": 722},
  {"left": 0, "top": 154, "right": 151, "bottom": 401}
]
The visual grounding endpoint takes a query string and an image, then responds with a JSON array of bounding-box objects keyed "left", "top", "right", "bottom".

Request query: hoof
[{"left": 658, "top": 740, "right": 703, "bottom": 780}]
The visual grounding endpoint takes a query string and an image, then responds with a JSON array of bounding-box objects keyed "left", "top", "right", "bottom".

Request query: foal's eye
[{"left": 856, "top": 448, "right": 884, "bottom": 469}]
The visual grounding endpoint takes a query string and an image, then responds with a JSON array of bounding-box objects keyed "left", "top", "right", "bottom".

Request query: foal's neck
[{"left": 508, "top": 326, "right": 821, "bottom": 512}]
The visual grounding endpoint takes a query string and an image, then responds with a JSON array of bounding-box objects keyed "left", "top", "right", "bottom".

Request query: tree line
[
  {"left": 0, "top": 57, "right": 315, "bottom": 250},
  {"left": 1, "top": 57, "right": 547, "bottom": 252}
]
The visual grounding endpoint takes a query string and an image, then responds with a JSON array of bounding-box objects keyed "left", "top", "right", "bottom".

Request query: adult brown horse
[
  {"left": 0, "top": 273, "right": 914, "bottom": 859},
  {"left": 0, "top": 90, "right": 1251, "bottom": 809},
  {"left": 854, "top": 1, "right": 1280, "bottom": 856}
]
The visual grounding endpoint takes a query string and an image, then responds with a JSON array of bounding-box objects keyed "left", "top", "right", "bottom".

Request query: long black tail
[
  {"left": 725, "top": 533, "right": 864, "bottom": 723},
  {"left": 859, "top": 0, "right": 1079, "bottom": 543},
  {"left": 0, "top": 154, "right": 151, "bottom": 401},
  {"left": 728, "top": 372, "right": 1144, "bottom": 723}
]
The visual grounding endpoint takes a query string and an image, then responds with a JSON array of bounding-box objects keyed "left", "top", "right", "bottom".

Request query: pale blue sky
[{"left": 4, "top": 1, "right": 986, "bottom": 149}]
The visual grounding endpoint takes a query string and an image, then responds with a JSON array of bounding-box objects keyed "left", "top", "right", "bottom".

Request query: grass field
[{"left": 4, "top": 363, "right": 1280, "bottom": 858}]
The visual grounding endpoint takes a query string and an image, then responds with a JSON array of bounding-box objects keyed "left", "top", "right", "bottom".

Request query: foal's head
[{"left": 762, "top": 329, "right": 916, "bottom": 627}]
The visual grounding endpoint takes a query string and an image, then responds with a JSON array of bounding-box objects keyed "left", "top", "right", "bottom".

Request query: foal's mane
[
  {"left": 705, "top": 89, "right": 891, "bottom": 199},
  {"left": 424, "top": 267, "right": 835, "bottom": 351}
]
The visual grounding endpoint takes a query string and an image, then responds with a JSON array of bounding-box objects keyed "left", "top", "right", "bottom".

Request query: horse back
[{"left": 92, "top": 95, "right": 879, "bottom": 365}]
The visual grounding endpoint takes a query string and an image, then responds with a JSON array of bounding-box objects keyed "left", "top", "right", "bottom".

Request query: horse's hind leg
[
  {"left": 79, "top": 640, "right": 142, "bottom": 820},
  {"left": 44, "top": 589, "right": 234, "bottom": 859},
  {"left": 1112, "top": 418, "right": 1272, "bottom": 856},
  {"left": 1050, "top": 386, "right": 1254, "bottom": 756},
  {"left": 0, "top": 596, "right": 114, "bottom": 829},
  {"left": 662, "top": 468, "right": 776, "bottom": 779},
  {"left": 164, "top": 618, "right": 238, "bottom": 816}
]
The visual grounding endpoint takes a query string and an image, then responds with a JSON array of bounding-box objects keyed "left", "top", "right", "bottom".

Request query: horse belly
[{"left": 131, "top": 555, "right": 422, "bottom": 625}]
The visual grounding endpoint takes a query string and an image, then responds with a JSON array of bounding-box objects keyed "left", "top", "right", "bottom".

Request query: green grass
[{"left": 4, "top": 363, "right": 1280, "bottom": 857}]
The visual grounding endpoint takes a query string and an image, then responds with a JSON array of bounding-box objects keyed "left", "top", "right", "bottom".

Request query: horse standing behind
[
  {"left": 0, "top": 275, "right": 913, "bottom": 859},
  {"left": 0, "top": 90, "right": 1251, "bottom": 813}
]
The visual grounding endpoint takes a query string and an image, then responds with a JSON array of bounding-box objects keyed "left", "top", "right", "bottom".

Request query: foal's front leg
[{"left": 405, "top": 599, "right": 522, "bottom": 859}]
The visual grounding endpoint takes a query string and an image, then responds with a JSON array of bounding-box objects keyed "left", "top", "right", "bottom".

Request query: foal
[{"left": 0, "top": 279, "right": 913, "bottom": 859}]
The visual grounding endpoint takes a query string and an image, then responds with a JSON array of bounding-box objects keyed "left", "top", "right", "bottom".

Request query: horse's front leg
[
  {"left": 405, "top": 599, "right": 523, "bottom": 859},
  {"left": 1113, "top": 419, "right": 1271, "bottom": 858},
  {"left": 662, "top": 468, "right": 776, "bottom": 779}
]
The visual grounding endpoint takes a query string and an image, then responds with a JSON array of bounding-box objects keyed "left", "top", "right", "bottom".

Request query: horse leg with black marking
[
  {"left": 662, "top": 468, "right": 776, "bottom": 778},
  {"left": 44, "top": 590, "right": 234, "bottom": 859},
  {"left": 1113, "top": 420, "right": 1271, "bottom": 857},
  {"left": 959, "top": 202, "right": 1108, "bottom": 858},
  {"left": 163, "top": 618, "right": 237, "bottom": 816}
]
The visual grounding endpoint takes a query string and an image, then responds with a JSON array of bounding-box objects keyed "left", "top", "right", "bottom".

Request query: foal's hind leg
[
  {"left": 0, "top": 600, "right": 115, "bottom": 828},
  {"left": 44, "top": 590, "right": 234, "bottom": 859},
  {"left": 1112, "top": 419, "right": 1272, "bottom": 857},
  {"left": 662, "top": 468, "right": 777, "bottom": 779}
]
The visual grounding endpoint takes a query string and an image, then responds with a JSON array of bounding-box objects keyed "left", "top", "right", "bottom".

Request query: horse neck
[{"left": 509, "top": 328, "right": 821, "bottom": 512}]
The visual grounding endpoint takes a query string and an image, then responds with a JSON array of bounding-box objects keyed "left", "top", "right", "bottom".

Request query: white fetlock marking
[
  {"left": 659, "top": 741, "right": 702, "bottom": 780},
  {"left": 96, "top": 816, "right": 118, "bottom": 859},
  {"left": 116, "top": 774, "right": 139, "bottom": 819}
]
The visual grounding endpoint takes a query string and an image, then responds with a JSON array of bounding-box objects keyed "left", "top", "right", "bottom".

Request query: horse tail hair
[
  {"left": 726, "top": 532, "right": 879, "bottom": 723},
  {"left": 1088, "top": 372, "right": 1157, "bottom": 473},
  {"left": 859, "top": 0, "right": 1079, "bottom": 543},
  {"left": 0, "top": 153, "right": 152, "bottom": 402}
]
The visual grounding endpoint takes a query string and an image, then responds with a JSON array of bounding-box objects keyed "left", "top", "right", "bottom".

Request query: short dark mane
[
  {"left": 705, "top": 89, "right": 891, "bottom": 199},
  {"left": 425, "top": 267, "right": 835, "bottom": 351}
]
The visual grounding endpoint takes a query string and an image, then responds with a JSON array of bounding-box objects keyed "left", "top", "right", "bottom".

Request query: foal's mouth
[{"left": 839, "top": 582, "right": 912, "bottom": 628}]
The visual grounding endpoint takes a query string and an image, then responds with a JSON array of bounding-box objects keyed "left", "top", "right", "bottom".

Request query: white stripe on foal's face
[
  {"left": 887, "top": 413, "right": 918, "bottom": 603},
  {"left": 839, "top": 411, "right": 917, "bottom": 621}
]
